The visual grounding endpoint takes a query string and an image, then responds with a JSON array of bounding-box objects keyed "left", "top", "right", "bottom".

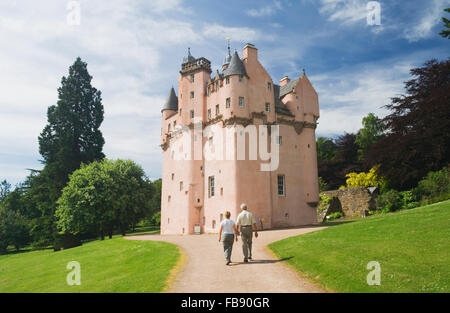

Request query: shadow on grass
[
  {"left": 320, "top": 219, "right": 358, "bottom": 226},
  {"left": 230, "top": 256, "right": 293, "bottom": 266}
]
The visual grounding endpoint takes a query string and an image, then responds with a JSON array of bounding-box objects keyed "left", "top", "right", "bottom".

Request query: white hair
[{"left": 240, "top": 203, "right": 247, "bottom": 210}]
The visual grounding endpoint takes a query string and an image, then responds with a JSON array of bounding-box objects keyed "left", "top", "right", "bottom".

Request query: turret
[{"left": 162, "top": 87, "right": 178, "bottom": 120}]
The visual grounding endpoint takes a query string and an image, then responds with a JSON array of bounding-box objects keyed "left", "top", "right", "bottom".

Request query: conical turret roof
[
  {"left": 223, "top": 50, "right": 247, "bottom": 77},
  {"left": 182, "top": 48, "right": 195, "bottom": 64},
  {"left": 161, "top": 87, "right": 178, "bottom": 112}
]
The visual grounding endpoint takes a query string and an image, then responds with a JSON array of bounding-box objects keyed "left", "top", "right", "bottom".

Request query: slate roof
[
  {"left": 223, "top": 50, "right": 247, "bottom": 77},
  {"left": 279, "top": 78, "right": 299, "bottom": 98},
  {"left": 182, "top": 48, "right": 195, "bottom": 64},
  {"left": 161, "top": 87, "right": 178, "bottom": 112},
  {"left": 274, "top": 84, "right": 294, "bottom": 117}
]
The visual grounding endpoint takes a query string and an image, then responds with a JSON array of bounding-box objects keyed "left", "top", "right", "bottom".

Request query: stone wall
[{"left": 318, "top": 187, "right": 378, "bottom": 222}]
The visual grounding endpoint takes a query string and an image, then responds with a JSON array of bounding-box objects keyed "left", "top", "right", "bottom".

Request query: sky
[{"left": 0, "top": 0, "right": 449, "bottom": 186}]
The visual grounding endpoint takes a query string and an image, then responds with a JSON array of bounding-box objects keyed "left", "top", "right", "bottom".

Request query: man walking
[{"left": 236, "top": 203, "right": 258, "bottom": 262}]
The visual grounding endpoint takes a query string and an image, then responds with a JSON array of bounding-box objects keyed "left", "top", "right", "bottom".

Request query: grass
[
  {"left": 0, "top": 235, "right": 179, "bottom": 293},
  {"left": 269, "top": 200, "right": 450, "bottom": 293}
]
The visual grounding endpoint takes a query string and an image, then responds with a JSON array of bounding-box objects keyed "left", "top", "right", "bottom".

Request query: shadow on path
[{"left": 229, "top": 257, "right": 293, "bottom": 266}]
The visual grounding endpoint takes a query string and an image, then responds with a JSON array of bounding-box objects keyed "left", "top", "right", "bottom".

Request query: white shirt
[
  {"left": 236, "top": 210, "right": 256, "bottom": 226},
  {"left": 221, "top": 219, "right": 235, "bottom": 234}
]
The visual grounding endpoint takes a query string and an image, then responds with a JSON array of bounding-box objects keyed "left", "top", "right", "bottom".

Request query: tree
[
  {"left": 56, "top": 159, "right": 153, "bottom": 241},
  {"left": 316, "top": 137, "right": 337, "bottom": 161},
  {"left": 36, "top": 57, "right": 105, "bottom": 247},
  {"left": 0, "top": 180, "right": 11, "bottom": 202},
  {"left": 0, "top": 206, "right": 30, "bottom": 253},
  {"left": 439, "top": 8, "right": 450, "bottom": 39},
  {"left": 366, "top": 59, "right": 450, "bottom": 190},
  {"left": 342, "top": 165, "right": 386, "bottom": 189},
  {"left": 355, "top": 113, "right": 384, "bottom": 162}
]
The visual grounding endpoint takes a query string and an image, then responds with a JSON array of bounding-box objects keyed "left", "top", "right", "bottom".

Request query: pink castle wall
[{"left": 160, "top": 44, "right": 320, "bottom": 234}]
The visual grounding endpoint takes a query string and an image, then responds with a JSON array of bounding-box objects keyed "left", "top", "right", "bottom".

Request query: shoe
[
  {"left": 244, "top": 259, "right": 248, "bottom": 263},
  {"left": 226, "top": 260, "right": 231, "bottom": 265},
  {"left": 248, "top": 256, "right": 252, "bottom": 260}
]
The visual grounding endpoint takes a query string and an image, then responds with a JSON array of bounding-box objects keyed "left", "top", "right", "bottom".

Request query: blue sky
[{"left": 0, "top": 0, "right": 449, "bottom": 186}]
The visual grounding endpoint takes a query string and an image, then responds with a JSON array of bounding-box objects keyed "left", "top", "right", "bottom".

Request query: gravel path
[{"left": 126, "top": 226, "right": 327, "bottom": 293}]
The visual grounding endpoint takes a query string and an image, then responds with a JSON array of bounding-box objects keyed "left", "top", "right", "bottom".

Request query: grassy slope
[
  {"left": 269, "top": 200, "right": 450, "bottom": 293},
  {"left": 0, "top": 236, "right": 179, "bottom": 293}
]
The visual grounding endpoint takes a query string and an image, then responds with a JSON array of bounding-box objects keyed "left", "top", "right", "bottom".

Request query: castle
[{"left": 160, "top": 43, "right": 320, "bottom": 235}]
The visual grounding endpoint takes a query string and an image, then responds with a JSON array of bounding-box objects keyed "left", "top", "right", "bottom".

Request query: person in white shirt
[
  {"left": 218, "top": 211, "right": 239, "bottom": 266},
  {"left": 236, "top": 203, "right": 258, "bottom": 262}
]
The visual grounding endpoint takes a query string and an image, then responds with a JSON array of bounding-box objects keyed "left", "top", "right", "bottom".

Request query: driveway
[{"left": 126, "top": 226, "right": 327, "bottom": 293}]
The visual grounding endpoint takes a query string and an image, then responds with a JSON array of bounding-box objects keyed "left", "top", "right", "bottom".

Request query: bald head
[{"left": 240, "top": 203, "right": 247, "bottom": 210}]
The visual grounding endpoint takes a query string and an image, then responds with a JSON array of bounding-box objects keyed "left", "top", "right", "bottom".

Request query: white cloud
[
  {"left": 247, "top": 0, "right": 282, "bottom": 17},
  {"left": 311, "top": 60, "right": 413, "bottom": 137},
  {"left": 403, "top": 0, "right": 447, "bottom": 42},
  {"left": 202, "top": 24, "right": 272, "bottom": 42},
  {"left": 318, "top": 0, "right": 367, "bottom": 24}
]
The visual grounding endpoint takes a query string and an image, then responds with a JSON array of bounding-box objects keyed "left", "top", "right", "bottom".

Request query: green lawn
[
  {"left": 269, "top": 200, "right": 450, "bottom": 293},
  {"left": 0, "top": 236, "right": 179, "bottom": 293}
]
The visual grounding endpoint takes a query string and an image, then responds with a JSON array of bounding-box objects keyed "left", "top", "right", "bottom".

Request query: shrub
[
  {"left": 416, "top": 167, "right": 450, "bottom": 200},
  {"left": 318, "top": 177, "right": 328, "bottom": 192},
  {"left": 344, "top": 165, "right": 386, "bottom": 189},
  {"left": 327, "top": 212, "right": 343, "bottom": 220},
  {"left": 318, "top": 194, "right": 331, "bottom": 214},
  {"left": 376, "top": 189, "right": 402, "bottom": 212}
]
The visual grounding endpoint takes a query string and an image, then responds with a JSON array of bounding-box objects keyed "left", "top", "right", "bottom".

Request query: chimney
[
  {"left": 280, "top": 76, "right": 290, "bottom": 86},
  {"left": 243, "top": 43, "right": 257, "bottom": 61}
]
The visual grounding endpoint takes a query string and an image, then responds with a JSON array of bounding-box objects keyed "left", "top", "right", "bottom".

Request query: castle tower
[{"left": 160, "top": 44, "right": 320, "bottom": 235}]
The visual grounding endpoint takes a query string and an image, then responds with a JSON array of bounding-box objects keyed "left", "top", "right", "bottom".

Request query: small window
[
  {"left": 239, "top": 75, "right": 243, "bottom": 82},
  {"left": 168, "top": 195, "right": 171, "bottom": 202},
  {"left": 216, "top": 104, "right": 220, "bottom": 115},
  {"left": 220, "top": 214, "right": 223, "bottom": 222},
  {"left": 173, "top": 121, "right": 177, "bottom": 129},
  {"left": 190, "top": 91, "right": 194, "bottom": 99},
  {"left": 226, "top": 98, "right": 231, "bottom": 108},
  {"left": 203, "top": 216, "right": 205, "bottom": 225},
  {"left": 220, "top": 187, "right": 223, "bottom": 196},
  {"left": 239, "top": 97, "right": 245, "bottom": 107},
  {"left": 207, "top": 86, "right": 211, "bottom": 96},
  {"left": 190, "top": 74, "right": 194, "bottom": 83},
  {"left": 180, "top": 181, "right": 183, "bottom": 191},
  {"left": 208, "top": 176, "right": 215, "bottom": 198},
  {"left": 168, "top": 124, "right": 171, "bottom": 132},
  {"left": 278, "top": 175, "right": 285, "bottom": 196},
  {"left": 207, "top": 109, "right": 211, "bottom": 119},
  {"left": 226, "top": 77, "right": 230, "bottom": 84},
  {"left": 265, "top": 103, "right": 270, "bottom": 112},
  {"left": 212, "top": 220, "right": 216, "bottom": 229},
  {"left": 190, "top": 110, "right": 194, "bottom": 118},
  {"left": 297, "top": 105, "right": 300, "bottom": 111},
  {"left": 268, "top": 82, "right": 272, "bottom": 90},
  {"left": 171, "top": 173, "right": 174, "bottom": 180},
  {"left": 277, "top": 136, "right": 282, "bottom": 145}
]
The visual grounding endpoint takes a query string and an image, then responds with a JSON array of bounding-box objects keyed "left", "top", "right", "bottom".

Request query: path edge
[{"left": 162, "top": 244, "right": 187, "bottom": 293}]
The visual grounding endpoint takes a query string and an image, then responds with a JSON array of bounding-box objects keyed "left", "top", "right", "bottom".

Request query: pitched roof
[
  {"left": 274, "top": 84, "right": 294, "bottom": 117},
  {"left": 223, "top": 50, "right": 247, "bottom": 77},
  {"left": 182, "top": 48, "right": 195, "bottom": 64},
  {"left": 279, "top": 78, "right": 299, "bottom": 98},
  {"left": 161, "top": 87, "right": 178, "bottom": 112}
]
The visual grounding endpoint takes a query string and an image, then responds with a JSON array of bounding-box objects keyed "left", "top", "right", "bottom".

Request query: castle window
[
  {"left": 265, "top": 103, "right": 270, "bottom": 112},
  {"left": 208, "top": 176, "right": 215, "bottom": 198},
  {"left": 215, "top": 81, "right": 219, "bottom": 90},
  {"left": 173, "top": 121, "right": 177, "bottom": 129},
  {"left": 190, "top": 74, "right": 194, "bottom": 83},
  {"left": 168, "top": 123, "right": 171, "bottom": 132},
  {"left": 207, "top": 86, "right": 211, "bottom": 96},
  {"left": 171, "top": 173, "right": 174, "bottom": 180},
  {"left": 239, "top": 75, "right": 243, "bottom": 82},
  {"left": 220, "top": 187, "right": 223, "bottom": 196},
  {"left": 212, "top": 220, "right": 216, "bottom": 229},
  {"left": 180, "top": 181, "right": 183, "bottom": 191},
  {"left": 226, "top": 77, "right": 230, "bottom": 84},
  {"left": 216, "top": 104, "right": 220, "bottom": 115},
  {"left": 277, "top": 136, "right": 282, "bottom": 145},
  {"left": 226, "top": 97, "right": 231, "bottom": 108},
  {"left": 268, "top": 82, "right": 272, "bottom": 90},
  {"left": 220, "top": 214, "right": 223, "bottom": 222},
  {"left": 297, "top": 105, "right": 300, "bottom": 111},
  {"left": 207, "top": 109, "right": 211, "bottom": 119},
  {"left": 168, "top": 195, "right": 171, "bottom": 202},
  {"left": 190, "top": 110, "right": 194, "bottom": 119},
  {"left": 278, "top": 175, "right": 285, "bottom": 196},
  {"left": 190, "top": 91, "right": 194, "bottom": 99},
  {"left": 239, "top": 97, "right": 245, "bottom": 107}
]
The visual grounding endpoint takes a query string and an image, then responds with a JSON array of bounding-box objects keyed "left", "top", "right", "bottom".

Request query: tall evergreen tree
[{"left": 36, "top": 57, "right": 105, "bottom": 248}]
